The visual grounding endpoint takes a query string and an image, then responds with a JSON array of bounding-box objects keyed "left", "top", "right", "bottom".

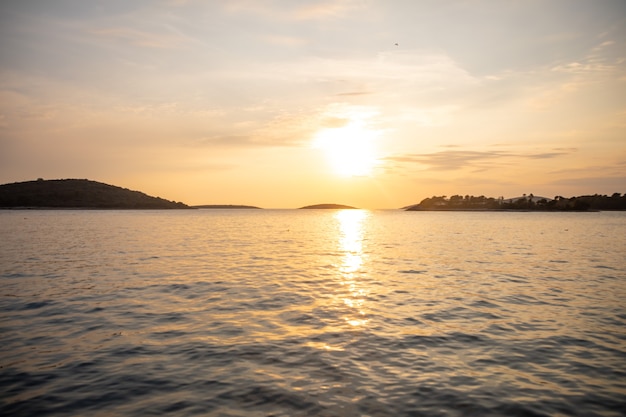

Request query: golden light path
[{"left": 335, "top": 209, "right": 370, "bottom": 327}]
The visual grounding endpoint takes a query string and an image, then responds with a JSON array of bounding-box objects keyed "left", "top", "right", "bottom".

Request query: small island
[
  {"left": 299, "top": 204, "right": 358, "bottom": 209},
  {"left": 0, "top": 179, "right": 191, "bottom": 209},
  {"left": 193, "top": 205, "right": 261, "bottom": 209}
]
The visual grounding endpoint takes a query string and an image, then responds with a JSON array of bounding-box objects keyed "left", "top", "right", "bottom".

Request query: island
[
  {"left": 299, "top": 204, "right": 358, "bottom": 209},
  {"left": 405, "top": 193, "right": 626, "bottom": 211},
  {"left": 193, "top": 205, "right": 261, "bottom": 209},
  {"left": 0, "top": 179, "right": 191, "bottom": 209}
]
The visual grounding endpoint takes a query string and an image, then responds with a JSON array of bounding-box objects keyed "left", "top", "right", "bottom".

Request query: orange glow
[{"left": 313, "top": 115, "right": 381, "bottom": 178}]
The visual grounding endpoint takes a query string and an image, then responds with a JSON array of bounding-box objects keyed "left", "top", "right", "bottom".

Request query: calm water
[{"left": 1, "top": 209, "right": 625, "bottom": 416}]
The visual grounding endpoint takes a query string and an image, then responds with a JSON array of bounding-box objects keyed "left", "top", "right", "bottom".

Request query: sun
[{"left": 313, "top": 120, "right": 380, "bottom": 177}]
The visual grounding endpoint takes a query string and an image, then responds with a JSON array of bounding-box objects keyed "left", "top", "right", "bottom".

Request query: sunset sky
[{"left": 1, "top": 0, "right": 625, "bottom": 208}]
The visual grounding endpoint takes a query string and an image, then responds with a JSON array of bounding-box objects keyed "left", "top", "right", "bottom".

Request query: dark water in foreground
[{"left": 1, "top": 209, "right": 625, "bottom": 416}]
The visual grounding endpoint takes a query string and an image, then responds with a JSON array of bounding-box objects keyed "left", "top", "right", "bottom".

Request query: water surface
[{"left": 1, "top": 209, "right": 625, "bottom": 416}]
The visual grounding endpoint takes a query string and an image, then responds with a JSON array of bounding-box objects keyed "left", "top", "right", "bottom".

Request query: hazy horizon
[
  {"left": 1, "top": 1, "right": 625, "bottom": 209},
  {"left": 3, "top": 177, "right": 623, "bottom": 210}
]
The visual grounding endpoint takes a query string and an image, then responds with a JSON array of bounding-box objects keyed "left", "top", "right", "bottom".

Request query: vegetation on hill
[
  {"left": 0, "top": 179, "right": 191, "bottom": 209},
  {"left": 299, "top": 204, "right": 358, "bottom": 209},
  {"left": 406, "top": 193, "right": 626, "bottom": 211}
]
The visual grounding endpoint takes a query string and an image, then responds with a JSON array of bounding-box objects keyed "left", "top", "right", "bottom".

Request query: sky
[{"left": 1, "top": 0, "right": 625, "bottom": 208}]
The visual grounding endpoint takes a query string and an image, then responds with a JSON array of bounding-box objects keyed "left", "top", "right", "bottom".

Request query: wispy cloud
[
  {"left": 262, "top": 34, "right": 307, "bottom": 47},
  {"left": 336, "top": 91, "right": 371, "bottom": 97},
  {"left": 547, "top": 160, "right": 626, "bottom": 177},
  {"left": 527, "top": 152, "right": 574, "bottom": 159},
  {"left": 385, "top": 149, "right": 576, "bottom": 171},
  {"left": 91, "top": 27, "right": 191, "bottom": 49},
  {"left": 292, "top": 0, "right": 361, "bottom": 20},
  {"left": 223, "top": 0, "right": 362, "bottom": 21},
  {"left": 547, "top": 175, "right": 626, "bottom": 192},
  {"left": 191, "top": 134, "right": 256, "bottom": 148}
]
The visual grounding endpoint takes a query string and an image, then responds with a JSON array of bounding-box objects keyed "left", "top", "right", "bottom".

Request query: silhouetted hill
[
  {"left": 194, "top": 205, "right": 261, "bottom": 209},
  {"left": 0, "top": 179, "right": 191, "bottom": 209},
  {"left": 299, "top": 204, "right": 358, "bottom": 209}
]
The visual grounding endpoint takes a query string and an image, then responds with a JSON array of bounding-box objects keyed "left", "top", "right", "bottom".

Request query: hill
[
  {"left": 299, "top": 203, "right": 358, "bottom": 209},
  {"left": 0, "top": 179, "right": 191, "bottom": 209},
  {"left": 405, "top": 193, "right": 626, "bottom": 211}
]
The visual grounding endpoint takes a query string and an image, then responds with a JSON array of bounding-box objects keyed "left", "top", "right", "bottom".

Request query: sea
[{"left": 1, "top": 209, "right": 625, "bottom": 417}]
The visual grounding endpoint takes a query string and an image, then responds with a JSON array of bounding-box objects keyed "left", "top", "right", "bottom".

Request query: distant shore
[
  {"left": 406, "top": 207, "right": 617, "bottom": 212},
  {"left": 299, "top": 204, "right": 358, "bottom": 209},
  {"left": 405, "top": 194, "right": 626, "bottom": 211},
  {"left": 2, "top": 179, "right": 624, "bottom": 211}
]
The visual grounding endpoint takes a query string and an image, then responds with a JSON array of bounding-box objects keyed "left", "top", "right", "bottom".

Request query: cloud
[
  {"left": 320, "top": 116, "right": 349, "bottom": 128},
  {"left": 91, "top": 27, "right": 191, "bottom": 49},
  {"left": 549, "top": 38, "right": 624, "bottom": 79},
  {"left": 547, "top": 176, "right": 626, "bottom": 192},
  {"left": 385, "top": 149, "right": 576, "bottom": 171},
  {"left": 547, "top": 160, "right": 626, "bottom": 178},
  {"left": 212, "top": 50, "right": 478, "bottom": 116},
  {"left": 527, "top": 152, "right": 574, "bottom": 159},
  {"left": 550, "top": 61, "right": 616, "bottom": 75},
  {"left": 165, "top": 0, "right": 191, "bottom": 6},
  {"left": 262, "top": 34, "right": 307, "bottom": 47},
  {"left": 191, "top": 135, "right": 255, "bottom": 148},
  {"left": 336, "top": 91, "right": 371, "bottom": 97},
  {"left": 292, "top": 0, "right": 360, "bottom": 20},
  {"left": 184, "top": 105, "right": 331, "bottom": 149},
  {"left": 223, "top": 0, "right": 362, "bottom": 21},
  {"left": 391, "top": 106, "right": 458, "bottom": 127}
]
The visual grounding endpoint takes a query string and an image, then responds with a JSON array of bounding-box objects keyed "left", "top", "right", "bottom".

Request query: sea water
[{"left": 1, "top": 209, "right": 625, "bottom": 416}]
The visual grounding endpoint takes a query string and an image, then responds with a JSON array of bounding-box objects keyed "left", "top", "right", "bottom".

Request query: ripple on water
[{"left": 1, "top": 210, "right": 625, "bottom": 416}]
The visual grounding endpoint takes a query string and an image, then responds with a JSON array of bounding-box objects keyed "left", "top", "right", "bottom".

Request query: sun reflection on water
[{"left": 335, "top": 210, "right": 370, "bottom": 328}]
